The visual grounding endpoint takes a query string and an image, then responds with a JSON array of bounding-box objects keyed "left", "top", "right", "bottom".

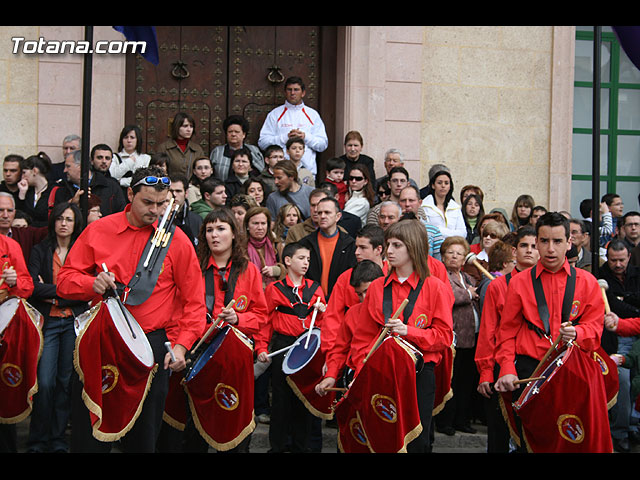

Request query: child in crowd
[
  {"left": 323, "top": 157, "right": 348, "bottom": 209},
  {"left": 255, "top": 242, "right": 326, "bottom": 453},
  {"left": 258, "top": 145, "right": 284, "bottom": 194},
  {"left": 286, "top": 137, "right": 314, "bottom": 187}
]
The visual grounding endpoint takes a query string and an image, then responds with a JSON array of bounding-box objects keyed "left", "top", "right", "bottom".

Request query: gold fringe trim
[
  {"left": 0, "top": 300, "right": 45, "bottom": 424},
  {"left": 162, "top": 411, "right": 185, "bottom": 432},
  {"left": 432, "top": 345, "right": 455, "bottom": 416},
  {"left": 184, "top": 386, "right": 256, "bottom": 451},
  {"left": 72, "top": 302, "right": 158, "bottom": 443},
  {"left": 498, "top": 394, "right": 521, "bottom": 448},
  {"left": 607, "top": 392, "right": 618, "bottom": 411},
  {"left": 286, "top": 375, "right": 333, "bottom": 420}
]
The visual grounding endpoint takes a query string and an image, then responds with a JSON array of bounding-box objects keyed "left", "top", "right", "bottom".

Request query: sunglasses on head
[{"left": 132, "top": 176, "right": 171, "bottom": 188}]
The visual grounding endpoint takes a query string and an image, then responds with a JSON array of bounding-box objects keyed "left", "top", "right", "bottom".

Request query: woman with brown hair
[
  {"left": 434, "top": 235, "right": 480, "bottom": 436},
  {"left": 465, "top": 220, "right": 510, "bottom": 284},
  {"left": 510, "top": 194, "right": 535, "bottom": 229},
  {"left": 158, "top": 112, "right": 205, "bottom": 179},
  {"left": 243, "top": 206, "right": 285, "bottom": 289},
  {"left": 346, "top": 219, "right": 454, "bottom": 452}
]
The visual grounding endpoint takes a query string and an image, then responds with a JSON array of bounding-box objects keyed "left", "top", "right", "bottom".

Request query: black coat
[
  {"left": 53, "top": 171, "right": 126, "bottom": 216},
  {"left": 27, "top": 238, "right": 89, "bottom": 319},
  {"left": 298, "top": 228, "right": 357, "bottom": 300},
  {"left": 598, "top": 262, "right": 640, "bottom": 354}
]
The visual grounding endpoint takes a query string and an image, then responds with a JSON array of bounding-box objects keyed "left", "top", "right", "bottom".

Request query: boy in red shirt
[{"left": 255, "top": 242, "right": 325, "bottom": 453}]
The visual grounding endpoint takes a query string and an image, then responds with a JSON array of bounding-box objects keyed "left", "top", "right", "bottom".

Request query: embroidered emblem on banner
[
  {"left": 349, "top": 417, "right": 368, "bottom": 445},
  {"left": 371, "top": 394, "right": 398, "bottom": 423},
  {"left": 214, "top": 383, "right": 240, "bottom": 411},
  {"left": 1, "top": 363, "right": 23, "bottom": 387},
  {"left": 101, "top": 365, "right": 119, "bottom": 394},
  {"left": 570, "top": 300, "right": 580, "bottom": 319},
  {"left": 557, "top": 414, "right": 585, "bottom": 444},
  {"left": 234, "top": 295, "right": 248, "bottom": 312},
  {"left": 592, "top": 351, "right": 609, "bottom": 376},
  {"left": 414, "top": 314, "right": 429, "bottom": 329}
]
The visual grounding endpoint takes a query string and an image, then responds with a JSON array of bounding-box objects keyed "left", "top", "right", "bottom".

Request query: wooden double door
[{"left": 124, "top": 26, "right": 337, "bottom": 160}]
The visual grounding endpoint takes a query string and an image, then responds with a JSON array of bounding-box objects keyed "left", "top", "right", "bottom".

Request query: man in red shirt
[
  {"left": 494, "top": 212, "right": 606, "bottom": 451},
  {"left": 57, "top": 166, "right": 206, "bottom": 453}
]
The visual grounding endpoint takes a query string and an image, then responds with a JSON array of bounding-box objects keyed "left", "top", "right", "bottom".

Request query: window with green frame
[{"left": 572, "top": 26, "right": 640, "bottom": 217}]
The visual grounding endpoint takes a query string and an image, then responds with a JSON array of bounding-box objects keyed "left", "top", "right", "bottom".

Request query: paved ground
[{"left": 13, "top": 416, "right": 489, "bottom": 453}]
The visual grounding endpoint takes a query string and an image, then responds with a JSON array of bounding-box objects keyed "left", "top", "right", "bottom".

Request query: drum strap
[
  {"left": 382, "top": 275, "right": 425, "bottom": 324},
  {"left": 274, "top": 279, "right": 320, "bottom": 319},
  {"left": 528, "top": 264, "right": 577, "bottom": 336},
  {"left": 505, "top": 272, "right": 512, "bottom": 286},
  {"left": 204, "top": 262, "right": 237, "bottom": 317}
]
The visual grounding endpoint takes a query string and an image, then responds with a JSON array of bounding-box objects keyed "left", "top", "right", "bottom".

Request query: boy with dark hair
[{"left": 255, "top": 242, "right": 326, "bottom": 453}]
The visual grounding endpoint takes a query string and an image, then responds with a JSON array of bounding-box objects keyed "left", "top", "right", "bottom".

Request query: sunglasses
[
  {"left": 348, "top": 175, "right": 364, "bottom": 182},
  {"left": 132, "top": 176, "right": 171, "bottom": 188},
  {"left": 482, "top": 232, "right": 499, "bottom": 239}
]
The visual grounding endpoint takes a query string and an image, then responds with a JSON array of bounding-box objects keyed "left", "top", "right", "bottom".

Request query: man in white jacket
[{"left": 258, "top": 76, "right": 328, "bottom": 177}]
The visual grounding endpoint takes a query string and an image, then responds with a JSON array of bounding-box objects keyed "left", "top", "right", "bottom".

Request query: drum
[
  {"left": 184, "top": 325, "right": 232, "bottom": 384},
  {"left": 182, "top": 324, "right": 255, "bottom": 451},
  {"left": 282, "top": 327, "right": 321, "bottom": 375},
  {"left": 0, "top": 296, "right": 43, "bottom": 423},
  {"left": 512, "top": 343, "right": 613, "bottom": 453},
  {"left": 73, "top": 297, "right": 157, "bottom": 441},
  {"left": 76, "top": 296, "right": 154, "bottom": 368}
]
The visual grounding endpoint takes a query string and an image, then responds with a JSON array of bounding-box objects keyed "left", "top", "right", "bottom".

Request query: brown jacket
[
  {"left": 447, "top": 269, "right": 479, "bottom": 349},
  {"left": 158, "top": 138, "right": 205, "bottom": 179}
]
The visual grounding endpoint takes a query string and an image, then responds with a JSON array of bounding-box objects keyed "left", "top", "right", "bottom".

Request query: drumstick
[
  {"left": 363, "top": 298, "right": 409, "bottom": 364},
  {"left": 102, "top": 263, "right": 136, "bottom": 339},
  {"left": 597, "top": 279, "right": 611, "bottom": 314},
  {"left": 465, "top": 253, "right": 495, "bottom": 280},
  {"left": 266, "top": 343, "right": 296, "bottom": 358},
  {"left": 513, "top": 376, "right": 546, "bottom": 386},
  {"left": 304, "top": 297, "right": 322, "bottom": 349},
  {"left": 165, "top": 342, "right": 176, "bottom": 363},
  {"left": 532, "top": 320, "right": 575, "bottom": 377},
  {"left": 190, "top": 299, "right": 236, "bottom": 355},
  {"left": 324, "top": 387, "right": 347, "bottom": 392}
]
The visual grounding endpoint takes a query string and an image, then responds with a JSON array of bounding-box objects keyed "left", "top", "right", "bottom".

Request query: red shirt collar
[
  {"left": 384, "top": 269, "right": 420, "bottom": 289},
  {"left": 534, "top": 258, "right": 571, "bottom": 278}
]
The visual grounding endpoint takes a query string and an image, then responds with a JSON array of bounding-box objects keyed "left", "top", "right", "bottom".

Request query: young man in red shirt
[{"left": 57, "top": 167, "right": 206, "bottom": 453}]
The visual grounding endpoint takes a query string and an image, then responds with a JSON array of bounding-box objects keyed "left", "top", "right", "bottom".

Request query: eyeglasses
[
  {"left": 132, "top": 176, "right": 171, "bottom": 188},
  {"left": 348, "top": 176, "right": 364, "bottom": 182}
]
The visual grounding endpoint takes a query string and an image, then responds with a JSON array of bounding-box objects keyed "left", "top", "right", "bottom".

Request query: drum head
[
  {"left": 107, "top": 297, "right": 155, "bottom": 368},
  {"left": 282, "top": 328, "right": 321, "bottom": 375},
  {"left": 517, "top": 348, "right": 569, "bottom": 407},
  {"left": 0, "top": 297, "right": 20, "bottom": 335},
  {"left": 184, "top": 325, "right": 230, "bottom": 383}
]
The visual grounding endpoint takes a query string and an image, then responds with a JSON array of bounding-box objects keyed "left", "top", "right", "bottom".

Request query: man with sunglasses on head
[{"left": 57, "top": 166, "right": 206, "bottom": 453}]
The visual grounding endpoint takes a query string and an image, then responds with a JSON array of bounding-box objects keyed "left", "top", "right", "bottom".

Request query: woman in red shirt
[{"left": 351, "top": 219, "right": 454, "bottom": 452}]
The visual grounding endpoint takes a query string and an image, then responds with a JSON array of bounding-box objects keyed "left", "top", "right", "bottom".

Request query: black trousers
[
  {"left": 508, "top": 354, "right": 539, "bottom": 453},
  {"left": 268, "top": 332, "right": 313, "bottom": 453},
  {"left": 70, "top": 329, "right": 170, "bottom": 453},
  {"left": 407, "top": 362, "right": 436, "bottom": 453},
  {"left": 484, "top": 364, "right": 511, "bottom": 453}
]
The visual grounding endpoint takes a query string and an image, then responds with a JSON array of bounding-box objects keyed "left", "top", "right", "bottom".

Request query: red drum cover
[
  {"left": 334, "top": 393, "right": 372, "bottom": 453},
  {"left": 591, "top": 344, "right": 619, "bottom": 410},
  {"left": 286, "top": 344, "right": 336, "bottom": 420},
  {"left": 346, "top": 335, "right": 422, "bottom": 453},
  {"left": 0, "top": 298, "right": 43, "bottom": 423},
  {"left": 162, "top": 371, "right": 187, "bottom": 431},
  {"left": 433, "top": 343, "right": 454, "bottom": 415},
  {"left": 513, "top": 343, "right": 613, "bottom": 453},
  {"left": 184, "top": 326, "right": 255, "bottom": 451},
  {"left": 74, "top": 301, "right": 157, "bottom": 442}
]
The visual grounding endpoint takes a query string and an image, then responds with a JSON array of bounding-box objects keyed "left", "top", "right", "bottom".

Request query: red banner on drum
[
  {"left": 184, "top": 327, "right": 255, "bottom": 451},
  {"left": 0, "top": 298, "right": 42, "bottom": 423},
  {"left": 341, "top": 336, "right": 422, "bottom": 453},
  {"left": 74, "top": 301, "right": 157, "bottom": 442}
]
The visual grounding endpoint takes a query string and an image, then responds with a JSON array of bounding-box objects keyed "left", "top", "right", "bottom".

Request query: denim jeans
[{"left": 27, "top": 315, "right": 75, "bottom": 452}]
